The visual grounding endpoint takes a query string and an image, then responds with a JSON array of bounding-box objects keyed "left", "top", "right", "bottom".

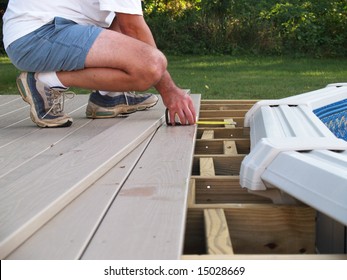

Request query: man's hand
[{"left": 161, "top": 86, "right": 196, "bottom": 125}]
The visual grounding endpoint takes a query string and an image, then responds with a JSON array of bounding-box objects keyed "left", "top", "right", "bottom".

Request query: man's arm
[{"left": 111, "top": 13, "right": 196, "bottom": 125}]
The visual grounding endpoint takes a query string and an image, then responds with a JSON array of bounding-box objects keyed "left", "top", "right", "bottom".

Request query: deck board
[
  {"left": 0, "top": 96, "right": 78, "bottom": 128},
  {"left": 6, "top": 135, "right": 154, "bottom": 259},
  {"left": 0, "top": 96, "right": 102, "bottom": 185},
  {"left": 82, "top": 95, "right": 201, "bottom": 260},
  {"left": 0, "top": 118, "right": 132, "bottom": 186},
  {"left": 0, "top": 93, "right": 201, "bottom": 260},
  {"left": 0, "top": 94, "right": 166, "bottom": 259}
]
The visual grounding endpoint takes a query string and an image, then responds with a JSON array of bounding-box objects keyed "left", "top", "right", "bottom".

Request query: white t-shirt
[{"left": 3, "top": 0, "right": 143, "bottom": 49}]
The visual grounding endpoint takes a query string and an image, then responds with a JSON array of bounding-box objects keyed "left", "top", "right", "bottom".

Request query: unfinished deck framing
[{"left": 183, "top": 99, "right": 346, "bottom": 260}]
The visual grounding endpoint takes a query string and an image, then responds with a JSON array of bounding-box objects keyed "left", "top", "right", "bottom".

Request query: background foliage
[
  {"left": 143, "top": 0, "right": 347, "bottom": 57},
  {"left": 1, "top": 0, "right": 347, "bottom": 57},
  {"left": 0, "top": 0, "right": 6, "bottom": 54}
]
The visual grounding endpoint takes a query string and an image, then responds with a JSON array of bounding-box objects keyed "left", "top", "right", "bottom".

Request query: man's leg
[
  {"left": 57, "top": 29, "right": 167, "bottom": 92},
  {"left": 13, "top": 24, "right": 167, "bottom": 126},
  {"left": 57, "top": 29, "right": 166, "bottom": 118}
]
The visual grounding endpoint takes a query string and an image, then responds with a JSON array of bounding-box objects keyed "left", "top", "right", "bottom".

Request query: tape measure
[{"left": 165, "top": 108, "right": 236, "bottom": 126}]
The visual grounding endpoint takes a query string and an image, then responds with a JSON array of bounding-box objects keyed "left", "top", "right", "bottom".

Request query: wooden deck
[
  {"left": 1, "top": 94, "right": 345, "bottom": 260},
  {"left": 0, "top": 94, "right": 200, "bottom": 259}
]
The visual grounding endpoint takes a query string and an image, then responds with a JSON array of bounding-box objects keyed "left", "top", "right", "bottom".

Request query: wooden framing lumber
[
  {"left": 223, "top": 140, "right": 238, "bottom": 155},
  {"left": 199, "top": 157, "right": 215, "bottom": 176},
  {"left": 185, "top": 205, "right": 317, "bottom": 256},
  {"left": 183, "top": 99, "right": 346, "bottom": 259},
  {"left": 195, "top": 139, "right": 250, "bottom": 155},
  {"left": 192, "top": 156, "right": 245, "bottom": 176},
  {"left": 224, "top": 118, "right": 236, "bottom": 128},
  {"left": 200, "top": 110, "right": 248, "bottom": 118},
  {"left": 188, "top": 179, "right": 196, "bottom": 207},
  {"left": 197, "top": 128, "right": 246, "bottom": 139},
  {"left": 204, "top": 208, "right": 234, "bottom": 255},
  {"left": 190, "top": 177, "right": 271, "bottom": 205},
  {"left": 201, "top": 130, "right": 214, "bottom": 139}
]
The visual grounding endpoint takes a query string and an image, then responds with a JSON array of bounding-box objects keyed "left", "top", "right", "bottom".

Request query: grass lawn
[
  {"left": 0, "top": 56, "right": 21, "bottom": 94},
  {"left": 1, "top": 55, "right": 346, "bottom": 99}
]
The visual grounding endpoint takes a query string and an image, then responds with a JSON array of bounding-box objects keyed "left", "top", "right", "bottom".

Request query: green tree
[
  {"left": 0, "top": 0, "right": 8, "bottom": 53},
  {"left": 1, "top": 1, "right": 347, "bottom": 57}
]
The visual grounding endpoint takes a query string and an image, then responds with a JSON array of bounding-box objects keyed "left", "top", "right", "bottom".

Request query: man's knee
[{"left": 136, "top": 49, "right": 167, "bottom": 91}]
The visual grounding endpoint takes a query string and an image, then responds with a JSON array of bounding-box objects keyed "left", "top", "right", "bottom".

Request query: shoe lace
[
  {"left": 43, "top": 88, "right": 75, "bottom": 119},
  {"left": 123, "top": 91, "right": 149, "bottom": 106},
  {"left": 123, "top": 91, "right": 135, "bottom": 106}
]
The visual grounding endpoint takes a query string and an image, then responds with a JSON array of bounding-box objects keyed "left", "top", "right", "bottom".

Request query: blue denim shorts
[{"left": 6, "top": 17, "right": 103, "bottom": 72}]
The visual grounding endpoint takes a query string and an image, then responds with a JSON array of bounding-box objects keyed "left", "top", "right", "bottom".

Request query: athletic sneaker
[
  {"left": 86, "top": 91, "right": 159, "bottom": 119},
  {"left": 16, "top": 72, "right": 74, "bottom": 128}
]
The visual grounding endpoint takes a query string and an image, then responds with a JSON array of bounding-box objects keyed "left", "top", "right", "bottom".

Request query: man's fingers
[
  {"left": 168, "top": 109, "right": 195, "bottom": 125},
  {"left": 167, "top": 94, "right": 197, "bottom": 125}
]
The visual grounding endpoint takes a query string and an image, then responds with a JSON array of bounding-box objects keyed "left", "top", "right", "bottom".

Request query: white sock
[
  {"left": 99, "top": 91, "right": 124, "bottom": 97},
  {"left": 37, "top": 72, "right": 67, "bottom": 89}
]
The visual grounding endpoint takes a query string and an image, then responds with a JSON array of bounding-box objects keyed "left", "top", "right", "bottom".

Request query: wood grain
[
  {"left": 223, "top": 140, "right": 238, "bottom": 155},
  {"left": 81, "top": 95, "right": 201, "bottom": 260},
  {"left": 6, "top": 135, "right": 154, "bottom": 259},
  {"left": 199, "top": 158, "right": 215, "bottom": 176},
  {"left": 201, "top": 130, "right": 214, "bottom": 139},
  {"left": 204, "top": 208, "right": 234, "bottom": 254},
  {"left": 0, "top": 97, "right": 166, "bottom": 259}
]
